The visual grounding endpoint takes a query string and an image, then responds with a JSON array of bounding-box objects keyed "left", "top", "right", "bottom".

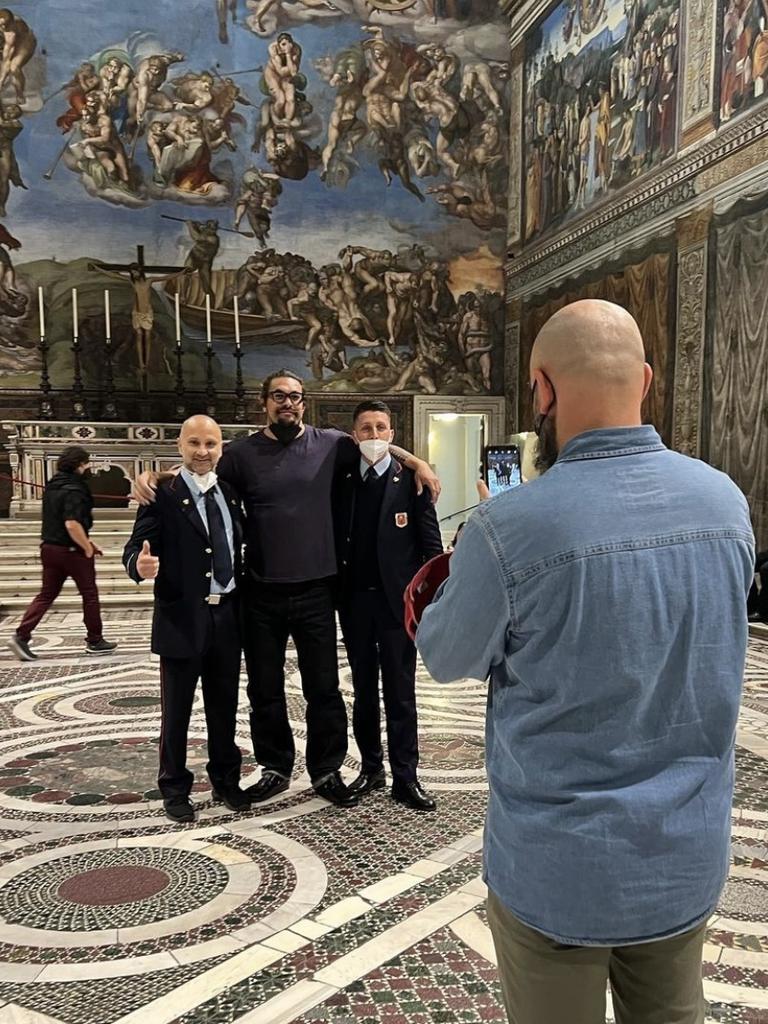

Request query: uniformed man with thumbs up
[{"left": 123, "top": 415, "right": 249, "bottom": 824}]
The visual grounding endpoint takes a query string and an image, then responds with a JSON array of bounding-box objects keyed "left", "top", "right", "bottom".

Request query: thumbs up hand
[{"left": 136, "top": 539, "right": 160, "bottom": 580}]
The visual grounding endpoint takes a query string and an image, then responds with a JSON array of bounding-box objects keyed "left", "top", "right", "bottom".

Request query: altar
[{"left": 1, "top": 420, "right": 262, "bottom": 515}]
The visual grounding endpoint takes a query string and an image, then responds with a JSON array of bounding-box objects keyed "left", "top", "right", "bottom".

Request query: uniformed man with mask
[{"left": 334, "top": 399, "right": 443, "bottom": 811}]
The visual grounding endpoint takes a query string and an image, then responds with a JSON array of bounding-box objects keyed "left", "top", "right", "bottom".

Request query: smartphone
[{"left": 483, "top": 445, "right": 522, "bottom": 497}]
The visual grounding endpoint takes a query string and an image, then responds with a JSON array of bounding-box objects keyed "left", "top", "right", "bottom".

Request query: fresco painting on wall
[
  {"left": 0, "top": 0, "right": 509, "bottom": 404},
  {"left": 523, "top": 0, "right": 680, "bottom": 243},
  {"left": 720, "top": 0, "right": 768, "bottom": 124}
]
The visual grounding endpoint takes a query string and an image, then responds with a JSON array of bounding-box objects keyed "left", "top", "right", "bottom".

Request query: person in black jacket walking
[
  {"left": 8, "top": 446, "right": 117, "bottom": 661},
  {"left": 334, "top": 400, "right": 444, "bottom": 811},
  {"left": 123, "top": 416, "right": 249, "bottom": 824}
]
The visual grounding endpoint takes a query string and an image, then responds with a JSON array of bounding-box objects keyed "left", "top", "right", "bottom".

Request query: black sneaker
[
  {"left": 7, "top": 635, "right": 37, "bottom": 662},
  {"left": 163, "top": 796, "right": 195, "bottom": 823},
  {"left": 86, "top": 639, "right": 119, "bottom": 655}
]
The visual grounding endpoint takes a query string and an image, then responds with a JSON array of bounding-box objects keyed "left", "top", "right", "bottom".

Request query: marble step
[
  {"left": 0, "top": 591, "right": 154, "bottom": 611},
  {"left": 0, "top": 561, "right": 129, "bottom": 578},
  {"left": 9, "top": 507, "right": 135, "bottom": 521},
  {"left": 0, "top": 528, "right": 133, "bottom": 544},
  {"left": 0, "top": 550, "right": 129, "bottom": 565},
  {"left": 1, "top": 576, "right": 152, "bottom": 597}
]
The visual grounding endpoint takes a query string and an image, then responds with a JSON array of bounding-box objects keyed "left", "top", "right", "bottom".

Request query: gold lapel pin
[{"left": 182, "top": 498, "right": 190, "bottom": 505}]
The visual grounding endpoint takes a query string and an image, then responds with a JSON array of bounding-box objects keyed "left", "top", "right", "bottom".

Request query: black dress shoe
[
  {"left": 314, "top": 771, "right": 359, "bottom": 808},
  {"left": 212, "top": 785, "right": 251, "bottom": 812},
  {"left": 245, "top": 771, "right": 289, "bottom": 803},
  {"left": 391, "top": 780, "right": 437, "bottom": 812},
  {"left": 164, "top": 796, "right": 195, "bottom": 823},
  {"left": 348, "top": 769, "right": 386, "bottom": 797}
]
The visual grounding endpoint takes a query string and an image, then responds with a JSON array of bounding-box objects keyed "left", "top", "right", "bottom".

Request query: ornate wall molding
[
  {"left": 672, "top": 209, "right": 712, "bottom": 458},
  {"left": 504, "top": 318, "right": 521, "bottom": 433},
  {"left": 506, "top": 105, "right": 768, "bottom": 291},
  {"left": 507, "top": 180, "right": 694, "bottom": 294},
  {"left": 695, "top": 134, "right": 768, "bottom": 194},
  {"left": 676, "top": 201, "right": 714, "bottom": 248},
  {"left": 507, "top": 44, "right": 525, "bottom": 252},
  {"left": 680, "top": 0, "right": 717, "bottom": 141},
  {"left": 502, "top": 0, "right": 554, "bottom": 49}
]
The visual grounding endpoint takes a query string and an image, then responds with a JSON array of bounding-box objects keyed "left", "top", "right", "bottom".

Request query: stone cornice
[{"left": 500, "top": 0, "right": 553, "bottom": 48}]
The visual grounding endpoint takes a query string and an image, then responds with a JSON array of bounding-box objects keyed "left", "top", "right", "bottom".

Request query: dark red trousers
[{"left": 17, "top": 543, "right": 104, "bottom": 644}]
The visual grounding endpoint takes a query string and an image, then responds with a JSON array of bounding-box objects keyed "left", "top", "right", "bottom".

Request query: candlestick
[
  {"left": 72, "top": 287, "right": 78, "bottom": 337},
  {"left": 37, "top": 286, "right": 45, "bottom": 338},
  {"left": 174, "top": 291, "right": 181, "bottom": 343},
  {"left": 104, "top": 288, "right": 111, "bottom": 342},
  {"left": 233, "top": 294, "right": 241, "bottom": 349},
  {"left": 205, "top": 293, "right": 212, "bottom": 348}
]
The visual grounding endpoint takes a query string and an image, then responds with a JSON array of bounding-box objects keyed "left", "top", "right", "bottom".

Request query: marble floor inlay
[{"left": 0, "top": 611, "right": 765, "bottom": 1023}]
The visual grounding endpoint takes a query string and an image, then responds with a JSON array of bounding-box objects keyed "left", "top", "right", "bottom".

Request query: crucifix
[{"left": 88, "top": 244, "right": 189, "bottom": 391}]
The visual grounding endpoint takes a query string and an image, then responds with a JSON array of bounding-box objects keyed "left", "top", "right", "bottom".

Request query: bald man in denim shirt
[{"left": 417, "top": 301, "right": 755, "bottom": 1024}]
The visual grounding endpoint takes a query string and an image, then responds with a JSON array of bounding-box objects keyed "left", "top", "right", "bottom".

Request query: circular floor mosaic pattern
[
  {"left": 0, "top": 737, "right": 258, "bottom": 805},
  {"left": 0, "top": 847, "right": 228, "bottom": 930}
]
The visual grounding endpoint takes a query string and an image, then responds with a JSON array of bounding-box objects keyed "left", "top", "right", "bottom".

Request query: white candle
[
  {"left": 233, "top": 294, "right": 241, "bottom": 349},
  {"left": 37, "top": 286, "right": 45, "bottom": 338},
  {"left": 174, "top": 291, "right": 181, "bottom": 343},
  {"left": 205, "top": 293, "right": 212, "bottom": 348},
  {"left": 72, "top": 287, "right": 78, "bottom": 337},
  {"left": 104, "top": 289, "right": 111, "bottom": 342}
]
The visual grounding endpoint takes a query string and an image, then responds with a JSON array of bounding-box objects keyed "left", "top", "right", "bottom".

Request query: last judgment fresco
[{"left": 0, "top": 0, "right": 509, "bottom": 398}]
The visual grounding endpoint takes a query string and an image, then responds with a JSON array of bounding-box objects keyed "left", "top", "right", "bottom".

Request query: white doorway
[
  {"left": 412, "top": 395, "right": 506, "bottom": 540},
  {"left": 427, "top": 413, "right": 486, "bottom": 536}
]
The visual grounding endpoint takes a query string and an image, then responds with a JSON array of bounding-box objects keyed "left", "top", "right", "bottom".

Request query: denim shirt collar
[{"left": 556, "top": 425, "right": 665, "bottom": 464}]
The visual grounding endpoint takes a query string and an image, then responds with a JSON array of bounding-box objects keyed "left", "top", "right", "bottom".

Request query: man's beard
[
  {"left": 269, "top": 416, "right": 302, "bottom": 444},
  {"left": 534, "top": 413, "right": 559, "bottom": 474}
]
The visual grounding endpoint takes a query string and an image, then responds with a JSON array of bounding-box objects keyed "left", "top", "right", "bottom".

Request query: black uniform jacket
[
  {"left": 123, "top": 475, "right": 243, "bottom": 658},
  {"left": 333, "top": 459, "right": 444, "bottom": 623}
]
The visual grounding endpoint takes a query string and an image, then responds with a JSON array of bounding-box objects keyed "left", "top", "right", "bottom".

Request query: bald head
[
  {"left": 531, "top": 300, "right": 646, "bottom": 388},
  {"left": 530, "top": 300, "right": 653, "bottom": 453},
  {"left": 177, "top": 415, "right": 222, "bottom": 475},
  {"left": 180, "top": 414, "right": 221, "bottom": 440}
]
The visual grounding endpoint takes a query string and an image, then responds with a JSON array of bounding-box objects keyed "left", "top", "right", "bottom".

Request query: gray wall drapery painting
[{"left": 710, "top": 206, "right": 768, "bottom": 550}]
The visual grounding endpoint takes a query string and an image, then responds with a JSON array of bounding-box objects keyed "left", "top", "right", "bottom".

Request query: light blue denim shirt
[
  {"left": 180, "top": 468, "right": 236, "bottom": 595},
  {"left": 417, "top": 426, "right": 755, "bottom": 945}
]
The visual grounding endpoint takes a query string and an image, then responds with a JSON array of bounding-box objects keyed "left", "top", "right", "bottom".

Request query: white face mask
[
  {"left": 192, "top": 470, "right": 218, "bottom": 493},
  {"left": 359, "top": 439, "right": 390, "bottom": 465}
]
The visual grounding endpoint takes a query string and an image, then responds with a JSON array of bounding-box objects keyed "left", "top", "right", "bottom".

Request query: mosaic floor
[{"left": 0, "top": 610, "right": 765, "bottom": 1024}]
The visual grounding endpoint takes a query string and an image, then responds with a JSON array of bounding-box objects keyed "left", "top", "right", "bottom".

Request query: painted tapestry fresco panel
[
  {"left": 710, "top": 204, "right": 768, "bottom": 547},
  {"left": 518, "top": 250, "right": 675, "bottom": 441},
  {"left": 0, "top": 0, "right": 509, "bottom": 406},
  {"left": 719, "top": 0, "right": 768, "bottom": 125},
  {"left": 523, "top": 0, "right": 680, "bottom": 243}
]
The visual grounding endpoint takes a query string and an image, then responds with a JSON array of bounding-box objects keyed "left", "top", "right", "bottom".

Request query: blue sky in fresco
[{"left": 11, "top": 0, "right": 486, "bottom": 269}]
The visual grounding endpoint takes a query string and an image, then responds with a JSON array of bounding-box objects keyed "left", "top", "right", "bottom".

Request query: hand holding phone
[{"left": 483, "top": 445, "right": 522, "bottom": 498}]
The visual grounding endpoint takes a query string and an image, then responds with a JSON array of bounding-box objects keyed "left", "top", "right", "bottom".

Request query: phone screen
[{"left": 484, "top": 445, "right": 522, "bottom": 497}]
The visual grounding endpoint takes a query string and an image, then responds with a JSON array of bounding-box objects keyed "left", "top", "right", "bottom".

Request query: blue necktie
[{"left": 204, "top": 489, "right": 233, "bottom": 588}]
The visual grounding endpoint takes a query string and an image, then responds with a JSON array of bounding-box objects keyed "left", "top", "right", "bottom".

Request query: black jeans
[
  {"left": 158, "top": 598, "right": 242, "bottom": 799},
  {"left": 338, "top": 590, "right": 419, "bottom": 784},
  {"left": 242, "top": 575, "right": 347, "bottom": 783}
]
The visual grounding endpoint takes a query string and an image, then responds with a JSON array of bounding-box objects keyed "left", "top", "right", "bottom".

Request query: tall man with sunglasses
[{"left": 133, "top": 370, "right": 440, "bottom": 808}]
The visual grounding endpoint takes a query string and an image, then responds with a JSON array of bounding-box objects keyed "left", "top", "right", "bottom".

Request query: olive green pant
[{"left": 487, "top": 890, "right": 707, "bottom": 1024}]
